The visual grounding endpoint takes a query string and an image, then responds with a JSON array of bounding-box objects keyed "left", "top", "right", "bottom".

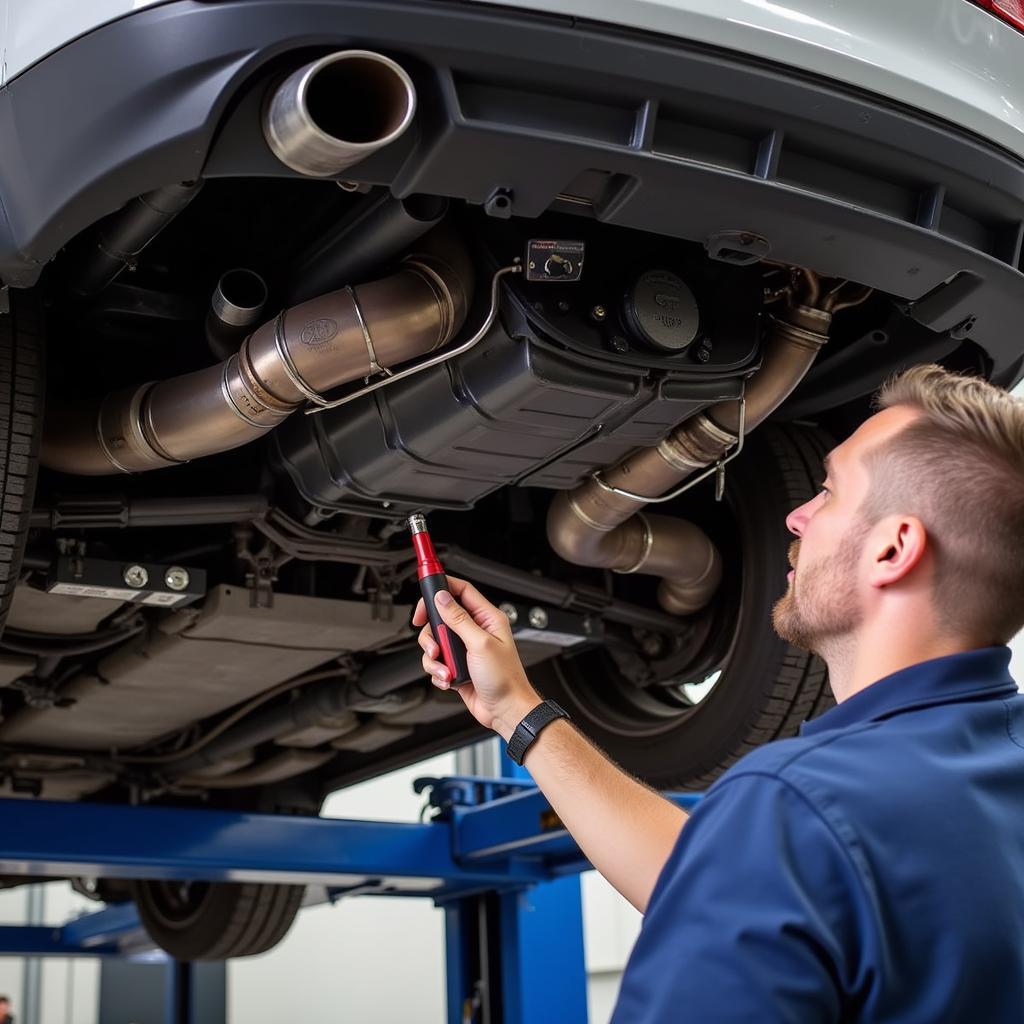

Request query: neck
[{"left": 820, "top": 622, "right": 976, "bottom": 704}]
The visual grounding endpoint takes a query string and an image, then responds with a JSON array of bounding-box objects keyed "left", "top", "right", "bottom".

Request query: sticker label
[
  {"left": 514, "top": 628, "right": 586, "bottom": 647},
  {"left": 49, "top": 583, "right": 188, "bottom": 606}
]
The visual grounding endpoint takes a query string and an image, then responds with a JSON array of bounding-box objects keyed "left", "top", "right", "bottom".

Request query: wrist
[{"left": 491, "top": 687, "right": 543, "bottom": 742}]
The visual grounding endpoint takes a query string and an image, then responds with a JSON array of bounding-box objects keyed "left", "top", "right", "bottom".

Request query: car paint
[{"left": 1, "top": 0, "right": 1023, "bottom": 161}]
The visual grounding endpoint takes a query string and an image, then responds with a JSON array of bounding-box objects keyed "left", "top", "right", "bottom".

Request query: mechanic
[{"left": 414, "top": 363, "right": 1024, "bottom": 1022}]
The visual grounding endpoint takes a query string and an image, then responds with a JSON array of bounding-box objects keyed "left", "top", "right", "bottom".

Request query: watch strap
[{"left": 506, "top": 699, "right": 569, "bottom": 765}]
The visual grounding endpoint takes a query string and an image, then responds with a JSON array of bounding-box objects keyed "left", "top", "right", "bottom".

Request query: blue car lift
[{"left": 0, "top": 775, "right": 700, "bottom": 1023}]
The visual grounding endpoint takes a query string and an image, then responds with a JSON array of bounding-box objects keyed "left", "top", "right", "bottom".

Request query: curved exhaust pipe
[
  {"left": 42, "top": 234, "right": 472, "bottom": 475},
  {"left": 264, "top": 50, "right": 417, "bottom": 177},
  {"left": 547, "top": 271, "right": 871, "bottom": 615}
]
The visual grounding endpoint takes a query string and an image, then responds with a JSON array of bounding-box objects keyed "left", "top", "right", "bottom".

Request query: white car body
[{"left": 4, "top": 0, "right": 1024, "bottom": 158}]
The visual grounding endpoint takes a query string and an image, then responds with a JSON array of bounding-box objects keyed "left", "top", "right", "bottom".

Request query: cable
[
  {"left": 112, "top": 666, "right": 351, "bottom": 764},
  {"left": 0, "top": 624, "right": 145, "bottom": 657}
]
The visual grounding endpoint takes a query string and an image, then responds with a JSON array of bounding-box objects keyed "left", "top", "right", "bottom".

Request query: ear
[{"left": 867, "top": 515, "right": 928, "bottom": 589}]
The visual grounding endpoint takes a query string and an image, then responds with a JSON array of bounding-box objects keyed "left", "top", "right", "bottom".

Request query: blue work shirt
[{"left": 612, "top": 647, "right": 1024, "bottom": 1023}]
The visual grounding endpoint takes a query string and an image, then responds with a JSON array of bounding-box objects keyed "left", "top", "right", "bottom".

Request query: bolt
[
  {"left": 557, "top": 300, "right": 571, "bottom": 313},
  {"left": 609, "top": 334, "right": 629, "bottom": 353},
  {"left": 528, "top": 606, "right": 549, "bottom": 629},
  {"left": 382, "top": 501, "right": 392, "bottom": 509},
  {"left": 165, "top": 566, "right": 190, "bottom": 592},
  {"left": 640, "top": 633, "right": 665, "bottom": 658},
  {"left": 123, "top": 564, "right": 149, "bottom": 588},
  {"left": 590, "top": 305, "right": 607, "bottom": 322},
  {"left": 499, "top": 602, "right": 519, "bottom": 626}
]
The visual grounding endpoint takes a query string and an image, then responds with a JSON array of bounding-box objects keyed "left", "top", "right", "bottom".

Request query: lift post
[{"left": 0, "top": 781, "right": 701, "bottom": 1023}]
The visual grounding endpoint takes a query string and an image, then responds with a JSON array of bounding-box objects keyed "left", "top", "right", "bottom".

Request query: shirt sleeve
[{"left": 611, "top": 772, "right": 868, "bottom": 1024}]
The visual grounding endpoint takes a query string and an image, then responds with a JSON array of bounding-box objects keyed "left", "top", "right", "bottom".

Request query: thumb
[{"left": 434, "top": 590, "right": 489, "bottom": 647}]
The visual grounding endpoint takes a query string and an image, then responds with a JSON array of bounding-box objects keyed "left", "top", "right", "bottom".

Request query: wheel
[
  {"left": 535, "top": 423, "right": 835, "bottom": 790},
  {"left": 0, "top": 292, "right": 44, "bottom": 632},
  {"left": 130, "top": 879, "right": 305, "bottom": 960}
]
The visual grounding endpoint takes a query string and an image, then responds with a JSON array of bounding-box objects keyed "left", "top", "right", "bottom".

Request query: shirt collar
[{"left": 800, "top": 646, "right": 1018, "bottom": 737}]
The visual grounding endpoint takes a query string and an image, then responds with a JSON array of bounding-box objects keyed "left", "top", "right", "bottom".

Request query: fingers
[
  {"left": 421, "top": 649, "right": 450, "bottom": 686},
  {"left": 411, "top": 597, "right": 426, "bottom": 627},
  {"left": 432, "top": 587, "right": 490, "bottom": 646},
  {"left": 418, "top": 623, "right": 438, "bottom": 660},
  {"left": 443, "top": 577, "right": 511, "bottom": 636}
]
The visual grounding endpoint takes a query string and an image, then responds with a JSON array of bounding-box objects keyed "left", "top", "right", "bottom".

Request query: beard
[{"left": 772, "top": 522, "right": 868, "bottom": 656}]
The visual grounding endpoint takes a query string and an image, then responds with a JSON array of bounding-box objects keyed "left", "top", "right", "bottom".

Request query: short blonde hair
[{"left": 867, "top": 364, "right": 1024, "bottom": 643}]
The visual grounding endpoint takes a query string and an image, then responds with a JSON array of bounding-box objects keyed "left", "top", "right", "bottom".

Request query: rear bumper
[{"left": 0, "top": 0, "right": 1022, "bottom": 370}]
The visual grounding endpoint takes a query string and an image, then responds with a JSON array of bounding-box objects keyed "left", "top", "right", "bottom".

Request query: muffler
[
  {"left": 264, "top": 50, "right": 417, "bottom": 177},
  {"left": 42, "top": 233, "right": 472, "bottom": 474},
  {"left": 547, "top": 271, "right": 871, "bottom": 615}
]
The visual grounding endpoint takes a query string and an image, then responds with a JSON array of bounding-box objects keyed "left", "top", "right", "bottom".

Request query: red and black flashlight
[{"left": 409, "top": 513, "right": 471, "bottom": 686}]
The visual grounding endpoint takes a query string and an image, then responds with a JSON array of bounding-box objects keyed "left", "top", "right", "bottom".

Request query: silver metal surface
[
  {"left": 527, "top": 607, "right": 549, "bottom": 629},
  {"left": 408, "top": 514, "right": 427, "bottom": 535},
  {"left": 263, "top": 50, "right": 417, "bottom": 177},
  {"left": 592, "top": 399, "right": 746, "bottom": 504},
  {"left": 499, "top": 602, "right": 519, "bottom": 626},
  {"left": 164, "top": 567, "right": 190, "bottom": 592},
  {"left": 123, "top": 565, "right": 148, "bottom": 588},
  {"left": 305, "top": 264, "right": 521, "bottom": 414},
  {"left": 41, "top": 241, "right": 471, "bottom": 475},
  {"left": 210, "top": 269, "right": 267, "bottom": 328}
]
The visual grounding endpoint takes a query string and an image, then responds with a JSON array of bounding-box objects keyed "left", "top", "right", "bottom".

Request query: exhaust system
[
  {"left": 42, "top": 235, "right": 472, "bottom": 474},
  {"left": 264, "top": 50, "right": 417, "bottom": 177},
  {"left": 547, "top": 271, "right": 871, "bottom": 615}
]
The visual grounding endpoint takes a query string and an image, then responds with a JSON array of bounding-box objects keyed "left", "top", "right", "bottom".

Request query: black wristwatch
[{"left": 506, "top": 699, "right": 569, "bottom": 766}]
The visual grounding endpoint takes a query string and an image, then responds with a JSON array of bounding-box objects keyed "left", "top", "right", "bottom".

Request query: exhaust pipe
[
  {"left": 206, "top": 268, "right": 269, "bottom": 361},
  {"left": 42, "top": 234, "right": 472, "bottom": 474},
  {"left": 264, "top": 50, "right": 416, "bottom": 177},
  {"left": 286, "top": 191, "right": 448, "bottom": 306},
  {"left": 70, "top": 181, "right": 203, "bottom": 296},
  {"left": 547, "top": 271, "right": 871, "bottom": 615}
]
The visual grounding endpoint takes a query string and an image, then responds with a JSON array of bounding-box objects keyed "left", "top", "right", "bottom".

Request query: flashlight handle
[{"left": 420, "top": 573, "right": 471, "bottom": 685}]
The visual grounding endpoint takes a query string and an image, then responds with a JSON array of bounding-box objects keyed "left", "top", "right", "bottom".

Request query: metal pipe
[
  {"left": 41, "top": 235, "right": 472, "bottom": 475},
  {"left": 163, "top": 657, "right": 422, "bottom": 776},
  {"left": 70, "top": 182, "right": 203, "bottom": 296},
  {"left": 176, "top": 749, "right": 334, "bottom": 789},
  {"left": 547, "top": 274, "right": 869, "bottom": 615},
  {"left": 287, "top": 191, "right": 448, "bottom": 305},
  {"left": 264, "top": 50, "right": 416, "bottom": 177},
  {"left": 206, "top": 268, "right": 268, "bottom": 361},
  {"left": 440, "top": 547, "right": 688, "bottom": 634},
  {"left": 29, "top": 496, "right": 270, "bottom": 529}
]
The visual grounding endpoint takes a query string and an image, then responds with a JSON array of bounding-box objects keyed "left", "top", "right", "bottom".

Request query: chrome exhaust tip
[
  {"left": 206, "top": 268, "right": 269, "bottom": 361},
  {"left": 264, "top": 50, "right": 417, "bottom": 177}
]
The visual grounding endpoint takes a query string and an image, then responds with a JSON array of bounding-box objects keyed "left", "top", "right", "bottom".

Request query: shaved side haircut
[{"left": 864, "top": 364, "right": 1024, "bottom": 644}]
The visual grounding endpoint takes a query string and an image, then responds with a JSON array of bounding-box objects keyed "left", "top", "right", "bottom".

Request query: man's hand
[
  {"left": 414, "top": 575, "right": 688, "bottom": 913},
  {"left": 412, "top": 576, "right": 542, "bottom": 740}
]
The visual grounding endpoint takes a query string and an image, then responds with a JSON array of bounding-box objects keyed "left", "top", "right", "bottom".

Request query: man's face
[{"left": 772, "top": 406, "right": 920, "bottom": 654}]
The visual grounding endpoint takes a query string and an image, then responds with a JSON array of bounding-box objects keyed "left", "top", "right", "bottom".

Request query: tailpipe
[
  {"left": 42, "top": 232, "right": 472, "bottom": 475},
  {"left": 264, "top": 50, "right": 417, "bottom": 177},
  {"left": 547, "top": 270, "right": 871, "bottom": 615}
]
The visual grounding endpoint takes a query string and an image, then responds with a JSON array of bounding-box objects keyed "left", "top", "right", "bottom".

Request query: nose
[{"left": 786, "top": 492, "right": 821, "bottom": 537}]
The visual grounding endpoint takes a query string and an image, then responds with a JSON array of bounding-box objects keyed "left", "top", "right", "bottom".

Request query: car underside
[{"left": 0, "top": 0, "right": 1022, "bottom": 959}]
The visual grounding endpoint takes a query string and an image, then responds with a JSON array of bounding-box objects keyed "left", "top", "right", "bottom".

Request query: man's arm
[{"left": 414, "top": 578, "right": 687, "bottom": 913}]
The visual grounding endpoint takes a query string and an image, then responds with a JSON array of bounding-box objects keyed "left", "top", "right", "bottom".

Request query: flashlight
[{"left": 408, "top": 513, "right": 471, "bottom": 686}]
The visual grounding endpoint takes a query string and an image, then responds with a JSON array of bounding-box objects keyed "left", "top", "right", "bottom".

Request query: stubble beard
[{"left": 771, "top": 523, "right": 868, "bottom": 657}]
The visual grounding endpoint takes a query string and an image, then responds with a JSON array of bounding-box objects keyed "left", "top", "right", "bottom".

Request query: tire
[
  {"left": 0, "top": 292, "right": 44, "bottom": 632},
  {"left": 131, "top": 879, "right": 305, "bottom": 961},
  {"left": 534, "top": 423, "right": 835, "bottom": 790}
]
